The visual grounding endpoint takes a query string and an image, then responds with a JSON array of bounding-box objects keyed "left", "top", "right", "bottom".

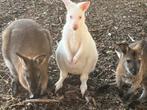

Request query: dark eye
[
  {"left": 25, "top": 73, "right": 29, "bottom": 80},
  {"left": 70, "top": 15, "right": 72, "bottom": 19},
  {"left": 79, "top": 16, "right": 82, "bottom": 19},
  {"left": 138, "top": 60, "right": 141, "bottom": 64},
  {"left": 127, "top": 60, "right": 131, "bottom": 63}
]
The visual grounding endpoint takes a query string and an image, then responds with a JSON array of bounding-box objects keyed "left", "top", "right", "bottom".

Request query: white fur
[
  {"left": 115, "top": 50, "right": 122, "bottom": 59},
  {"left": 115, "top": 50, "right": 133, "bottom": 75},
  {"left": 55, "top": 0, "right": 98, "bottom": 96}
]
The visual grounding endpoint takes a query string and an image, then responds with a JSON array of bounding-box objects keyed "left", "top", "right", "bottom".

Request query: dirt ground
[{"left": 0, "top": 0, "right": 147, "bottom": 110}]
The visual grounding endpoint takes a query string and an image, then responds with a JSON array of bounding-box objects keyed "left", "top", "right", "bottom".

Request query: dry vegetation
[{"left": 0, "top": 0, "right": 147, "bottom": 109}]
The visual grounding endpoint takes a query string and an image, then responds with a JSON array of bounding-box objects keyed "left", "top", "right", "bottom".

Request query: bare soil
[{"left": 0, "top": 0, "right": 147, "bottom": 110}]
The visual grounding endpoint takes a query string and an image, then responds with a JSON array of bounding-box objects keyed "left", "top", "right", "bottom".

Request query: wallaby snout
[
  {"left": 124, "top": 59, "right": 140, "bottom": 76},
  {"left": 73, "top": 24, "right": 78, "bottom": 30},
  {"left": 130, "top": 62, "right": 140, "bottom": 75},
  {"left": 30, "top": 86, "right": 41, "bottom": 99}
]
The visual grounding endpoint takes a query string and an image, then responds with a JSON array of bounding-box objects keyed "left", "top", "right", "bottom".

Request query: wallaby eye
[
  {"left": 24, "top": 73, "right": 30, "bottom": 80},
  {"left": 127, "top": 59, "right": 131, "bottom": 63},
  {"left": 70, "top": 15, "right": 72, "bottom": 19},
  {"left": 79, "top": 16, "right": 82, "bottom": 19},
  {"left": 138, "top": 60, "right": 141, "bottom": 64}
]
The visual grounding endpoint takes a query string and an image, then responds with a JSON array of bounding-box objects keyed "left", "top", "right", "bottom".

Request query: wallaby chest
[{"left": 68, "top": 32, "right": 82, "bottom": 55}]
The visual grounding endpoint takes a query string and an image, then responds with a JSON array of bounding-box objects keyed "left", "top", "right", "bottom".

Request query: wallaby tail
[{"left": 42, "top": 29, "right": 53, "bottom": 55}]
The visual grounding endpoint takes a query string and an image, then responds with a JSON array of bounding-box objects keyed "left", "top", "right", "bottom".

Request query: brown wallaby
[
  {"left": 2, "top": 19, "right": 52, "bottom": 98},
  {"left": 115, "top": 40, "right": 147, "bottom": 102}
]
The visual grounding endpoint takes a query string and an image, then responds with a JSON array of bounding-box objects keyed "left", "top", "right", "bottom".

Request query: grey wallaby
[{"left": 2, "top": 19, "right": 52, "bottom": 98}]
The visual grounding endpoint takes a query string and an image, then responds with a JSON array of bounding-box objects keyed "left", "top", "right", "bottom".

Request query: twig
[
  {"left": 23, "top": 98, "right": 60, "bottom": 103},
  {"left": 128, "top": 34, "right": 135, "bottom": 42},
  {"left": 9, "top": 102, "right": 25, "bottom": 108},
  {"left": 10, "top": 97, "right": 64, "bottom": 108}
]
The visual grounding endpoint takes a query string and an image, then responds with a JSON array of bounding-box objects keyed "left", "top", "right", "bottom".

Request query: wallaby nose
[
  {"left": 29, "top": 82, "right": 41, "bottom": 98},
  {"left": 131, "top": 68, "right": 137, "bottom": 75},
  {"left": 132, "top": 69, "right": 136, "bottom": 75},
  {"left": 29, "top": 89, "right": 40, "bottom": 99},
  {"left": 73, "top": 24, "right": 78, "bottom": 30},
  {"left": 29, "top": 93, "right": 39, "bottom": 99}
]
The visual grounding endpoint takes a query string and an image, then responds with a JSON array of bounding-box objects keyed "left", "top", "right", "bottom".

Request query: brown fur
[
  {"left": 2, "top": 19, "right": 52, "bottom": 98},
  {"left": 115, "top": 40, "right": 147, "bottom": 101}
]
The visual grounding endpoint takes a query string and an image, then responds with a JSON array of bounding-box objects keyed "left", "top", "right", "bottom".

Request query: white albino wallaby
[{"left": 55, "top": 0, "right": 98, "bottom": 96}]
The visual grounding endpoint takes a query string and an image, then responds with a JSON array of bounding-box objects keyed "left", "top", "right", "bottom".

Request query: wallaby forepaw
[
  {"left": 67, "top": 55, "right": 73, "bottom": 64},
  {"left": 73, "top": 55, "right": 78, "bottom": 64}
]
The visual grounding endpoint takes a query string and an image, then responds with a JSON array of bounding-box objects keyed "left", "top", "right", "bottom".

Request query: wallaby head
[
  {"left": 115, "top": 40, "right": 147, "bottom": 101},
  {"left": 116, "top": 42, "right": 141, "bottom": 76},
  {"left": 16, "top": 52, "right": 47, "bottom": 98},
  {"left": 62, "top": 0, "right": 90, "bottom": 31}
]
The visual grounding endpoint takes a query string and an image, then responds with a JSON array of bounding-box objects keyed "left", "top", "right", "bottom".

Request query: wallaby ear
[
  {"left": 16, "top": 53, "right": 29, "bottom": 64},
  {"left": 130, "top": 40, "right": 146, "bottom": 56},
  {"left": 33, "top": 54, "right": 47, "bottom": 65},
  {"left": 62, "top": 0, "right": 72, "bottom": 10},
  {"left": 16, "top": 53, "right": 30, "bottom": 68},
  {"left": 78, "top": 1, "right": 90, "bottom": 12},
  {"left": 139, "top": 40, "right": 147, "bottom": 56},
  {"left": 140, "top": 40, "right": 146, "bottom": 49},
  {"left": 116, "top": 42, "right": 129, "bottom": 54}
]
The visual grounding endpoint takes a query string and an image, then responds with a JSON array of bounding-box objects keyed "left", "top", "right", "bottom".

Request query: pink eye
[
  {"left": 79, "top": 16, "right": 82, "bottom": 19},
  {"left": 70, "top": 15, "right": 72, "bottom": 19}
]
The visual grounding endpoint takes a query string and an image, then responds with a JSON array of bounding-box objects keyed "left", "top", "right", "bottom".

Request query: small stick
[
  {"left": 10, "top": 102, "right": 25, "bottom": 108},
  {"left": 23, "top": 98, "right": 60, "bottom": 104},
  {"left": 10, "top": 97, "right": 63, "bottom": 108},
  {"left": 128, "top": 34, "right": 135, "bottom": 42}
]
